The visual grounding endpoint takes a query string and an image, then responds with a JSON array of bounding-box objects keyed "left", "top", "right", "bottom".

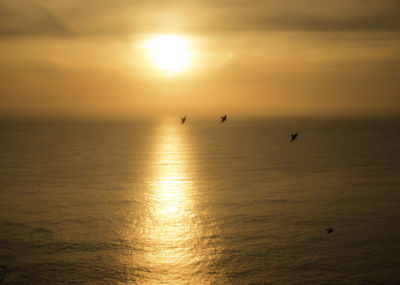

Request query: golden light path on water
[{"left": 143, "top": 122, "right": 204, "bottom": 284}]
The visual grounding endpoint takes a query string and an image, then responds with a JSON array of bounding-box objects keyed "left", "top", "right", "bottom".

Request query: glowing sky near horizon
[{"left": 0, "top": 0, "right": 399, "bottom": 117}]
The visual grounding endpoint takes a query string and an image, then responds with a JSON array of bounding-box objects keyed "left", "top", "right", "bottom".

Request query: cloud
[
  {"left": 0, "top": 0, "right": 71, "bottom": 37},
  {"left": 1, "top": 0, "right": 400, "bottom": 39},
  {"left": 198, "top": 0, "right": 400, "bottom": 32}
]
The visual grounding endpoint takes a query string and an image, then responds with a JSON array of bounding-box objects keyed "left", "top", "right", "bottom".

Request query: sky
[{"left": 1, "top": 0, "right": 400, "bottom": 118}]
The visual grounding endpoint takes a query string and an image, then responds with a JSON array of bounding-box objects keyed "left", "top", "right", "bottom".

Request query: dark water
[{"left": 0, "top": 117, "right": 399, "bottom": 284}]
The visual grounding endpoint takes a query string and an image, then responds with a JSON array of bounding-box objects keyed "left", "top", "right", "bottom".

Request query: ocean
[{"left": 0, "top": 117, "right": 399, "bottom": 284}]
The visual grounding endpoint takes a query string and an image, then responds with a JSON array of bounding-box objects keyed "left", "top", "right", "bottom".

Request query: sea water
[{"left": 0, "top": 117, "right": 399, "bottom": 284}]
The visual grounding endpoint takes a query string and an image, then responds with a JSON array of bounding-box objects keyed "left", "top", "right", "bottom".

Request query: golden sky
[{"left": 1, "top": 0, "right": 399, "bottom": 118}]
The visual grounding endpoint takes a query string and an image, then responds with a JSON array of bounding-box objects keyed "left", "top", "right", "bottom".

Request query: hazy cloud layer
[
  {"left": 1, "top": 0, "right": 399, "bottom": 117},
  {"left": 0, "top": 0, "right": 70, "bottom": 36},
  {"left": 1, "top": 0, "right": 400, "bottom": 38}
]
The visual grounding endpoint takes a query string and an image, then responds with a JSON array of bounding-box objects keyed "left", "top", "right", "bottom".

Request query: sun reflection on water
[{"left": 144, "top": 123, "right": 200, "bottom": 282}]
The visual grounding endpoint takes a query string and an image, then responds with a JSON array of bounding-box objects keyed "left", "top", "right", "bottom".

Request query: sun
[{"left": 147, "top": 35, "right": 189, "bottom": 73}]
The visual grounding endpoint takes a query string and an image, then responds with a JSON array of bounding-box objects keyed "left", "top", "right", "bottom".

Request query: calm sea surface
[{"left": 0, "top": 117, "right": 399, "bottom": 284}]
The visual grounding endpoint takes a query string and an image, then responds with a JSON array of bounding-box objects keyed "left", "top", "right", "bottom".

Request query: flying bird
[
  {"left": 220, "top": 114, "right": 227, "bottom": 123},
  {"left": 181, "top": 116, "right": 186, "bottom": 124},
  {"left": 326, "top": 227, "right": 334, "bottom": 234},
  {"left": 290, "top": 132, "right": 298, "bottom": 142}
]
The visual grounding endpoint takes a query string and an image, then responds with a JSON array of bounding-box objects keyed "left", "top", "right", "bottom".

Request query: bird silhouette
[
  {"left": 327, "top": 227, "right": 334, "bottom": 234},
  {"left": 181, "top": 116, "right": 186, "bottom": 124},
  {"left": 220, "top": 114, "right": 227, "bottom": 123},
  {"left": 290, "top": 132, "right": 298, "bottom": 142}
]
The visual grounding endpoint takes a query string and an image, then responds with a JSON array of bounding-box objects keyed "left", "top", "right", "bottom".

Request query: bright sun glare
[{"left": 147, "top": 35, "right": 189, "bottom": 73}]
